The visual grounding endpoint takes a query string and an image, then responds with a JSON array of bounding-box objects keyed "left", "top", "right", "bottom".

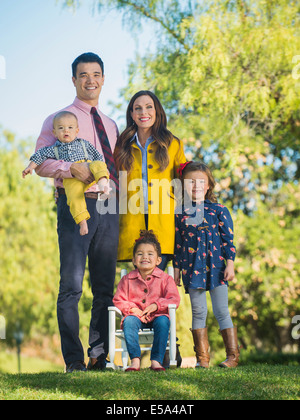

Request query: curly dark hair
[{"left": 133, "top": 230, "right": 162, "bottom": 257}]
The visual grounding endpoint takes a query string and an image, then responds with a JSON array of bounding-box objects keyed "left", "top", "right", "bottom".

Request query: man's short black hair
[{"left": 72, "top": 52, "right": 104, "bottom": 78}]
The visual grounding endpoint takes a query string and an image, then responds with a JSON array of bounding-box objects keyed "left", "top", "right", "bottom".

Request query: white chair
[{"left": 107, "top": 266, "right": 178, "bottom": 370}]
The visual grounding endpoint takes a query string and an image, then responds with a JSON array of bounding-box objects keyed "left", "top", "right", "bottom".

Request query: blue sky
[{"left": 0, "top": 0, "right": 153, "bottom": 139}]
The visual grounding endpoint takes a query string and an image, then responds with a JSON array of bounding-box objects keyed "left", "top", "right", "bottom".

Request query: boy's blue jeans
[{"left": 123, "top": 315, "right": 170, "bottom": 365}]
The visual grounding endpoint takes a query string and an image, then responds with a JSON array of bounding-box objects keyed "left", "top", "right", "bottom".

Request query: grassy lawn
[
  {"left": 0, "top": 351, "right": 62, "bottom": 374},
  {"left": 0, "top": 365, "right": 299, "bottom": 400}
]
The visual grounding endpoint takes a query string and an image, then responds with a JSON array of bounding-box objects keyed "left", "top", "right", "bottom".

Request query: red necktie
[{"left": 91, "top": 107, "right": 119, "bottom": 190}]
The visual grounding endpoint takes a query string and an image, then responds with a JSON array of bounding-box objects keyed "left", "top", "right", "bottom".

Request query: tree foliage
[{"left": 0, "top": 130, "right": 59, "bottom": 345}]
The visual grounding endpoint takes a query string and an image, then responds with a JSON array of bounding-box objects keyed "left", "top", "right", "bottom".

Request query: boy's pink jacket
[{"left": 113, "top": 267, "right": 181, "bottom": 326}]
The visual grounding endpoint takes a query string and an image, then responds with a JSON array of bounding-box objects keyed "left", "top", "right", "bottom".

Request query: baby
[{"left": 22, "top": 111, "right": 110, "bottom": 235}]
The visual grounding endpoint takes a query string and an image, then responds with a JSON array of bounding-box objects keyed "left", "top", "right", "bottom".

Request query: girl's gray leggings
[{"left": 189, "top": 285, "right": 233, "bottom": 331}]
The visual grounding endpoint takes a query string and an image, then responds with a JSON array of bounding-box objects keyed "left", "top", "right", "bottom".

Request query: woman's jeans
[
  {"left": 189, "top": 285, "right": 233, "bottom": 331},
  {"left": 123, "top": 315, "right": 170, "bottom": 365}
]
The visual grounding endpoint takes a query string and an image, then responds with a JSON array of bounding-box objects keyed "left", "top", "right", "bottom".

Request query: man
[{"left": 35, "top": 52, "right": 119, "bottom": 372}]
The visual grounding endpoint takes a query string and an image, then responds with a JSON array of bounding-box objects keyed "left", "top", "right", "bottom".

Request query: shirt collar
[
  {"left": 130, "top": 133, "right": 154, "bottom": 146},
  {"left": 54, "top": 137, "right": 79, "bottom": 146},
  {"left": 73, "top": 97, "right": 99, "bottom": 115},
  {"left": 186, "top": 199, "right": 212, "bottom": 206},
  {"left": 128, "top": 266, "right": 162, "bottom": 280}
]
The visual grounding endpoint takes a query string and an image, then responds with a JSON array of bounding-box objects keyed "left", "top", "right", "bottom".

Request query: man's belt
[{"left": 56, "top": 187, "right": 99, "bottom": 200}]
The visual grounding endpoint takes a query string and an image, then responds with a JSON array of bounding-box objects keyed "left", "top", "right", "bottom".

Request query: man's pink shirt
[{"left": 35, "top": 97, "right": 119, "bottom": 192}]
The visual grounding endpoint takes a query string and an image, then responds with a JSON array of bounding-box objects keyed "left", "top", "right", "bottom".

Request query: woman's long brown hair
[{"left": 114, "top": 90, "right": 179, "bottom": 173}]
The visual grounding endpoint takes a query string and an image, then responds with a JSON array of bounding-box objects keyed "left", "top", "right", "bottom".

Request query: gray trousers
[{"left": 189, "top": 285, "right": 233, "bottom": 331}]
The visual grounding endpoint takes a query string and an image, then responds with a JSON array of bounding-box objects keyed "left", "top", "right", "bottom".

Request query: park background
[{"left": 0, "top": 0, "right": 299, "bottom": 374}]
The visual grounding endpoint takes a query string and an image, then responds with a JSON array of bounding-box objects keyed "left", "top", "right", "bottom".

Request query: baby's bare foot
[{"left": 79, "top": 220, "right": 88, "bottom": 236}]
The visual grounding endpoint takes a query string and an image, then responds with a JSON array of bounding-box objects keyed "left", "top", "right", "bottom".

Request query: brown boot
[
  {"left": 219, "top": 327, "right": 240, "bottom": 368},
  {"left": 190, "top": 328, "right": 210, "bottom": 368}
]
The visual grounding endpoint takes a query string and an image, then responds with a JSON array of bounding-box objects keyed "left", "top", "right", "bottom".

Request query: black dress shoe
[
  {"left": 65, "top": 361, "right": 87, "bottom": 373},
  {"left": 87, "top": 354, "right": 107, "bottom": 371}
]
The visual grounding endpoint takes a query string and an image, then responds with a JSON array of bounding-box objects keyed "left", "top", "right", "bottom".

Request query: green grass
[
  {"left": 0, "top": 365, "right": 299, "bottom": 400},
  {"left": 0, "top": 351, "right": 62, "bottom": 374}
]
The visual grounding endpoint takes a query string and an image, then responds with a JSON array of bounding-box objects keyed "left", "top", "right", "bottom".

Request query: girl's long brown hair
[{"left": 114, "top": 90, "right": 179, "bottom": 173}]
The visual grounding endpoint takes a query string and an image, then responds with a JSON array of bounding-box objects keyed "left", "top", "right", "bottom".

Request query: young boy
[
  {"left": 22, "top": 111, "right": 110, "bottom": 235},
  {"left": 113, "top": 230, "right": 180, "bottom": 371}
]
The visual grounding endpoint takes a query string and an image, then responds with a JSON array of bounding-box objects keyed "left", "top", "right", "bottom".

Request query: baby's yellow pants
[{"left": 63, "top": 160, "right": 109, "bottom": 225}]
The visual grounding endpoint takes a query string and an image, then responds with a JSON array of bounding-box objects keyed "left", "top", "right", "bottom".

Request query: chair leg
[
  {"left": 169, "top": 305, "right": 177, "bottom": 368},
  {"left": 107, "top": 308, "right": 117, "bottom": 370},
  {"left": 107, "top": 337, "right": 116, "bottom": 370},
  {"left": 122, "top": 350, "right": 129, "bottom": 370},
  {"left": 121, "top": 338, "right": 129, "bottom": 370}
]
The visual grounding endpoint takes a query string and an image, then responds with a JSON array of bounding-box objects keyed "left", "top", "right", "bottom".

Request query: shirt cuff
[{"left": 59, "top": 162, "right": 73, "bottom": 179}]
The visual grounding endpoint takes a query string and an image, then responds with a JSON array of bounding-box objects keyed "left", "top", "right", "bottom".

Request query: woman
[{"left": 114, "top": 90, "right": 186, "bottom": 269}]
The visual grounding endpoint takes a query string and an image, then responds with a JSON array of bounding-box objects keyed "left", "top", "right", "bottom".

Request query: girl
[
  {"left": 113, "top": 230, "right": 181, "bottom": 372},
  {"left": 174, "top": 161, "right": 239, "bottom": 368},
  {"left": 114, "top": 90, "right": 186, "bottom": 270}
]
